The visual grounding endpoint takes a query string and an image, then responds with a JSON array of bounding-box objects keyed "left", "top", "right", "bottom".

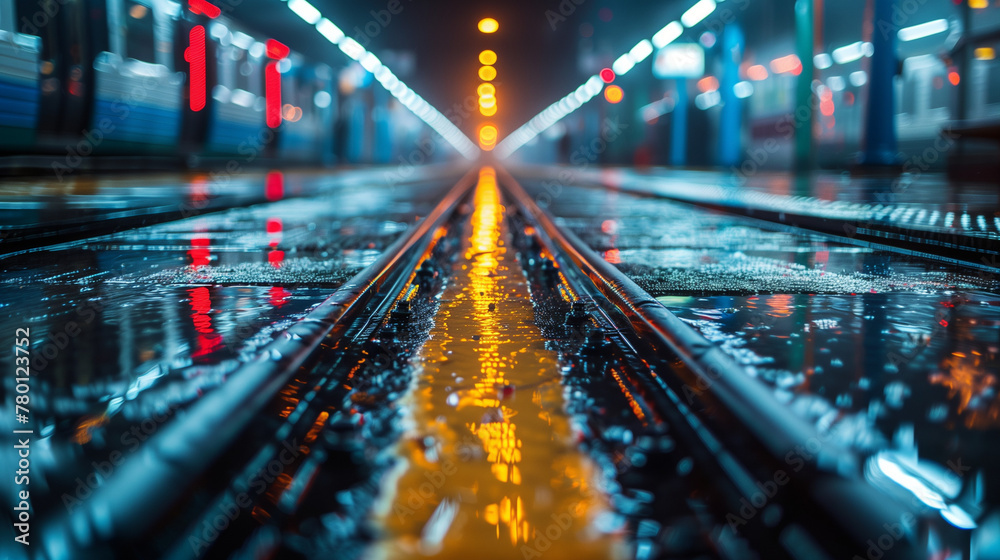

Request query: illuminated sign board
[{"left": 653, "top": 43, "right": 705, "bottom": 79}]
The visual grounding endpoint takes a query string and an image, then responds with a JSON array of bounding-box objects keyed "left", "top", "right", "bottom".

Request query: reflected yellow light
[
  {"left": 372, "top": 165, "right": 622, "bottom": 558},
  {"left": 479, "top": 65, "right": 497, "bottom": 81},
  {"left": 480, "top": 49, "right": 498, "bottom": 65},
  {"left": 975, "top": 47, "right": 996, "bottom": 60},
  {"left": 479, "top": 125, "right": 498, "bottom": 142},
  {"left": 477, "top": 83, "right": 495, "bottom": 97},
  {"left": 478, "top": 17, "right": 499, "bottom": 33},
  {"left": 479, "top": 95, "right": 497, "bottom": 109},
  {"left": 479, "top": 125, "right": 498, "bottom": 151},
  {"left": 480, "top": 104, "right": 497, "bottom": 116}
]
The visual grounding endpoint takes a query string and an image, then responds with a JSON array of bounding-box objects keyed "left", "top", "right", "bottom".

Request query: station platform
[{"left": 514, "top": 165, "right": 1000, "bottom": 269}]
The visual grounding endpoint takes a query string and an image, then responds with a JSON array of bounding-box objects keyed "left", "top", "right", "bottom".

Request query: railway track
[{"left": 27, "top": 166, "right": 924, "bottom": 560}]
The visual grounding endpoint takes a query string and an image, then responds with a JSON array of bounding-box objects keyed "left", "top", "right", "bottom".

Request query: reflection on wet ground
[
  {"left": 0, "top": 178, "right": 450, "bottom": 512},
  {"left": 529, "top": 181, "right": 1000, "bottom": 531},
  {"left": 374, "top": 169, "right": 622, "bottom": 559},
  {"left": 518, "top": 166, "right": 1000, "bottom": 238}
]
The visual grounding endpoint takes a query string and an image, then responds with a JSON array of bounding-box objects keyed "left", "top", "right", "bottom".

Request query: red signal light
[
  {"left": 600, "top": 68, "right": 615, "bottom": 83},
  {"left": 266, "top": 39, "right": 290, "bottom": 60},
  {"left": 185, "top": 25, "right": 207, "bottom": 111},
  {"left": 266, "top": 62, "right": 281, "bottom": 127},
  {"left": 188, "top": 0, "right": 220, "bottom": 18}
]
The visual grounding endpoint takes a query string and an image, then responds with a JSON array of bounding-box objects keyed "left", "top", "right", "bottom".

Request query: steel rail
[
  {"left": 497, "top": 165, "right": 923, "bottom": 560},
  {"left": 39, "top": 168, "right": 479, "bottom": 560}
]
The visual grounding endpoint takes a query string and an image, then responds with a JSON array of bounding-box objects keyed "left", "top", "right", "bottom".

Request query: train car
[
  {"left": 0, "top": 1, "right": 41, "bottom": 149},
  {"left": 88, "top": 0, "right": 185, "bottom": 153},
  {"left": 0, "top": 0, "right": 337, "bottom": 161},
  {"left": 275, "top": 53, "right": 334, "bottom": 162},
  {"left": 197, "top": 18, "right": 268, "bottom": 157}
]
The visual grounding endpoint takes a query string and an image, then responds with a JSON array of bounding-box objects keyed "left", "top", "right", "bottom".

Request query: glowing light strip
[
  {"left": 281, "top": 0, "right": 478, "bottom": 159},
  {"left": 898, "top": 19, "right": 948, "bottom": 42},
  {"left": 497, "top": 0, "right": 882, "bottom": 158},
  {"left": 185, "top": 25, "right": 207, "bottom": 111},
  {"left": 497, "top": 0, "right": 715, "bottom": 158},
  {"left": 265, "top": 61, "right": 281, "bottom": 128}
]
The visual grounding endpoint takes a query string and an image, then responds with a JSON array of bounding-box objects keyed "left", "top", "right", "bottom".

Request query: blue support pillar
[
  {"left": 347, "top": 97, "right": 365, "bottom": 164},
  {"left": 373, "top": 86, "right": 392, "bottom": 163},
  {"left": 794, "top": 0, "right": 815, "bottom": 171},
  {"left": 719, "top": 23, "right": 745, "bottom": 167},
  {"left": 861, "top": 0, "right": 898, "bottom": 166},
  {"left": 670, "top": 79, "right": 688, "bottom": 167}
]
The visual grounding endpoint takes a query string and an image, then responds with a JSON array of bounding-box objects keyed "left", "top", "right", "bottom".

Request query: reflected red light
[
  {"left": 190, "top": 236, "right": 211, "bottom": 267},
  {"left": 266, "top": 39, "right": 290, "bottom": 60},
  {"left": 189, "top": 287, "right": 221, "bottom": 357},
  {"left": 948, "top": 70, "right": 960, "bottom": 86},
  {"left": 268, "top": 250, "right": 285, "bottom": 268},
  {"left": 819, "top": 90, "right": 834, "bottom": 116},
  {"left": 600, "top": 68, "right": 615, "bottom": 83},
  {"left": 266, "top": 62, "right": 281, "bottom": 128},
  {"left": 770, "top": 54, "right": 801, "bottom": 75},
  {"left": 265, "top": 170, "right": 284, "bottom": 200},
  {"left": 266, "top": 217, "right": 282, "bottom": 234},
  {"left": 697, "top": 75, "right": 719, "bottom": 92},
  {"left": 746, "top": 64, "right": 768, "bottom": 81},
  {"left": 185, "top": 25, "right": 207, "bottom": 111},
  {"left": 267, "top": 216, "right": 282, "bottom": 247},
  {"left": 269, "top": 286, "right": 291, "bottom": 307},
  {"left": 604, "top": 248, "right": 621, "bottom": 264},
  {"left": 190, "top": 286, "right": 212, "bottom": 317},
  {"left": 188, "top": 0, "right": 220, "bottom": 18}
]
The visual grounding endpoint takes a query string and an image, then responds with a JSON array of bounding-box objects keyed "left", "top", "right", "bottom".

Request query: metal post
[
  {"left": 794, "top": 0, "right": 815, "bottom": 171},
  {"left": 861, "top": 0, "right": 899, "bottom": 166},
  {"left": 671, "top": 78, "right": 688, "bottom": 167},
  {"left": 719, "top": 24, "right": 745, "bottom": 167},
  {"left": 373, "top": 86, "right": 392, "bottom": 163}
]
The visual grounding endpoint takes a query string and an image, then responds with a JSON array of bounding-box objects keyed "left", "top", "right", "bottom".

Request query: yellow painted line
[{"left": 371, "top": 167, "right": 624, "bottom": 559}]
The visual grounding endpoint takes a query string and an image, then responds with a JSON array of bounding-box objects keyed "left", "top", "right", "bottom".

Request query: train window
[
  {"left": 988, "top": 65, "right": 1000, "bottom": 106},
  {"left": 298, "top": 80, "right": 315, "bottom": 118},
  {"left": 124, "top": 0, "right": 156, "bottom": 63},
  {"left": 232, "top": 48, "right": 256, "bottom": 93},
  {"left": 15, "top": 0, "right": 57, "bottom": 58}
]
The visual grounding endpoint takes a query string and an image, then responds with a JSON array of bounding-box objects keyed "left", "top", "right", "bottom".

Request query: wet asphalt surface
[
  {"left": 4, "top": 167, "right": 1000, "bottom": 558},
  {"left": 525, "top": 180, "right": 1000, "bottom": 540},
  {"left": 0, "top": 174, "right": 454, "bottom": 548}
]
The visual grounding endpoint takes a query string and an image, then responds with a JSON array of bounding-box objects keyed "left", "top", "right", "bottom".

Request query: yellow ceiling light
[
  {"left": 479, "top": 66, "right": 497, "bottom": 81},
  {"left": 478, "top": 18, "right": 499, "bottom": 33},
  {"left": 478, "top": 83, "right": 496, "bottom": 97},
  {"left": 479, "top": 50, "right": 497, "bottom": 65}
]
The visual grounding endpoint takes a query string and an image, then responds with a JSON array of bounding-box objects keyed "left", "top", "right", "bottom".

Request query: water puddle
[{"left": 371, "top": 168, "right": 623, "bottom": 559}]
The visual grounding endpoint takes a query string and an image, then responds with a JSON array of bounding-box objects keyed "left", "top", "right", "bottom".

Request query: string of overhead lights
[
  {"left": 284, "top": 0, "right": 479, "bottom": 159},
  {"left": 495, "top": 0, "right": 951, "bottom": 159}
]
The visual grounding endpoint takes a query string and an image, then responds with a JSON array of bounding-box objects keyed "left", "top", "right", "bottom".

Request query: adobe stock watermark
[
  {"left": 188, "top": 439, "right": 302, "bottom": 554},
  {"left": 352, "top": 0, "right": 415, "bottom": 48},
  {"left": 544, "top": 0, "right": 586, "bottom": 30},
  {"left": 51, "top": 76, "right": 166, "bottom": 181},
  {"left": 534, "top": 116, "right": 629, "bottom": 208},
  {"left": 392, "top": 435, "right": 481, "bottom": 522},
  {"left": 875, "top": 0, "right": 933, "bottom": 40},
  {"left": 384, "top": 91, "right": 491, "bottom": 190},
  {"left": 60, "top": 402, "right": 180, "bottom": 512},
  {"left": 178, "top": 131, "right": 277, "bottom": 219},
  {"left": 28, "top": 300, "right": 103, "bottom": 374}
]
